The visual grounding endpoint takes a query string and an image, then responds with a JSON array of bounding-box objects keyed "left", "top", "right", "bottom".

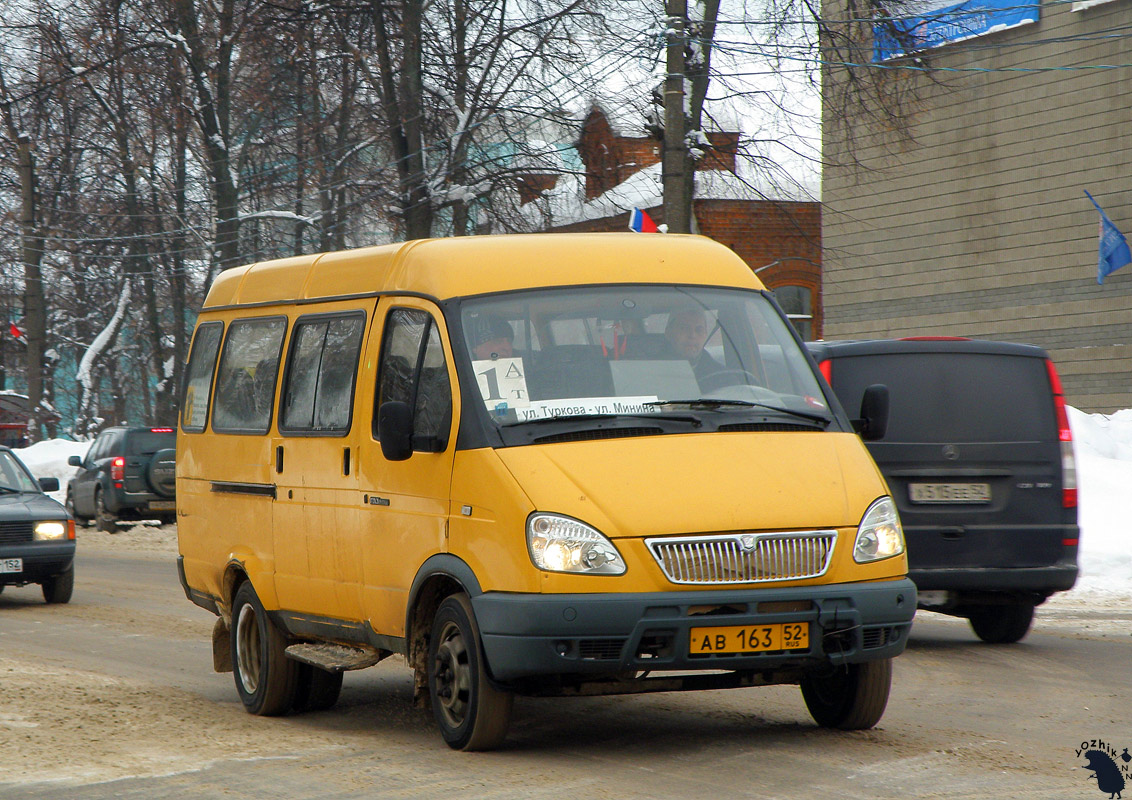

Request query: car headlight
[
  {"left": 853, "top": 497, "right": 905, "bottom": 563},
  {"left": 527, "top": 513, "right": 626, "bottom": 575},
  {"left": 34, "top": 521, "right": 69, "bottom": 541}
]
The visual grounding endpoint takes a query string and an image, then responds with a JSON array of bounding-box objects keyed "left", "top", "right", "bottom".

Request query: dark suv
[
  {"left": 807, "top": 338, "right": 1079, "bottom": 643},
  {"left": 66, "top": 426, "right": 177, "bottom": 532}
]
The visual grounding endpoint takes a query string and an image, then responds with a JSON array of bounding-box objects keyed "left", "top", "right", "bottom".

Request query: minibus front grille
[{"left": 645, "top": 531, "right": 836, "bottom": 585}]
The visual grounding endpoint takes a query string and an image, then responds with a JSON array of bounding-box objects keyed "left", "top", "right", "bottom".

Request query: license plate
[
  {"left": 909, "top": 482, "right": 991, "bottom": 503},
  {"left": 0, "top": 558, "right": 23, "bottom": 574},
  {"left": 149, "top": 501, "right": 176, "bottom": 511},
  {"left": 689, "top": 622, "right": 810, "bottom": 655}
]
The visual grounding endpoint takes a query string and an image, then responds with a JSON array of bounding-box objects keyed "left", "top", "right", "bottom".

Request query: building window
[{"left": 772, "top": 285, "right": 813, "bottom": 341}]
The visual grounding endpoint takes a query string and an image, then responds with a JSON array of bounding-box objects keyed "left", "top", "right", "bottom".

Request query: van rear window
[{"left": 829, "top": 353, "right": 1056, "bottom": 443}]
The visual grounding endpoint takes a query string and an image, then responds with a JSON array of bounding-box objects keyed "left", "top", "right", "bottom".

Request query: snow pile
[
  {"left": 13, "top": 439, "right": 90, "bottom": 503},
  {"left": 1067, "top": 407, "right": 1132, "bottom": 600}
]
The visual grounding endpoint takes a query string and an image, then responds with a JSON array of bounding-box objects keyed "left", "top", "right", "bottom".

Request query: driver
[{"left": 664, "top": 308, "right": 724, "bottom": 383}]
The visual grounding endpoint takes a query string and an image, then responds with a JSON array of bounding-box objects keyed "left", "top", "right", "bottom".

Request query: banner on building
[{"left": 873, "top": 0, "right": 1039, "bottom": 61}]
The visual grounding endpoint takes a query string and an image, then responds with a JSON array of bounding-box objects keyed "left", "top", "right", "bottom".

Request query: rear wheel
[
  {"left": 428, "top": 593, "right": 513, "bottom": 751},
  {"left": 292, "top": 664, "right": 344, "bottom": 713},
  {"left": 65, "top": 491, "right": 90, "bottom": 528},
  {"left": 801, "top": 658, "right": 892, "bottom": 730},
  {"left": 94, "top": 490, "right": 119, "bottom": 534},
  {"left": 42, "top": 565, "right": 74, "bottom": 604},
  {"left": 231, "top": 581, "right": 297, "bottom": 716},
  {"left": 968, "top": 602, "right": 1034, "bottom": 644}
]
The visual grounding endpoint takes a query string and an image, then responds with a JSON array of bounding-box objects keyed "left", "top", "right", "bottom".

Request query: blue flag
[{"left": 1085, "top": 191, "right": 1132, "bottom": 284}]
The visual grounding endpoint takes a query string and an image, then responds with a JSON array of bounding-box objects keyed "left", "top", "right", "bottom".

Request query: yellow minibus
[{"left": 176, "top": 233, "right": 914, "bottom": 750}]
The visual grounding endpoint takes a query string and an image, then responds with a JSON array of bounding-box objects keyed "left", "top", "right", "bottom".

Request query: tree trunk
[{"left": 16, "top": 138, "right": 47, "bottom": 443}]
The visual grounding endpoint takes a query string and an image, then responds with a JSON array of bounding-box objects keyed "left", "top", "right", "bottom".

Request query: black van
[{"left": 807, "top": 338, "right": 1079, "bottom": 643}]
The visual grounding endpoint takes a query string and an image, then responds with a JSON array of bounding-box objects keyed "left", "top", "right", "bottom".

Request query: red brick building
[{"left": 519, "top": 104, "right": 823, "bottom": 338}]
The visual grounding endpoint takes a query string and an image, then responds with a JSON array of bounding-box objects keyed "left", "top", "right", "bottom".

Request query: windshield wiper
[
  {"left": 647, "top": 399, "right": 832, "bottom": 426},
  {"left": 0, "top": 486, "right": 22, "bottom": 494}
]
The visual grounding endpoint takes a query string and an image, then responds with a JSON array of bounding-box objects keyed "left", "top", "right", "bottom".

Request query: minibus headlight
[
  {"left": 527, "top": 514, "right": 626, "bottom": 575},
  {"left": 34, "top": 521, "right": 68, "bottom": 541},
  {"left": 853, "top": 497, "right": 905, "bottom": 563}
]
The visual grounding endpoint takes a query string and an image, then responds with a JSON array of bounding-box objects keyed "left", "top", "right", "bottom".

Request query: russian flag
[{"left": 628, "top": 207, "right": 658, "bottom": 233}]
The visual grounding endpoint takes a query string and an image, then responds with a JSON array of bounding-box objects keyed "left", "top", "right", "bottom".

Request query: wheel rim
[
  {"left": 432, "top": 619, "right": 473, "bottom": 729},
  {"left": 235, "top": 602, "right": 262, "bottom": 694}
]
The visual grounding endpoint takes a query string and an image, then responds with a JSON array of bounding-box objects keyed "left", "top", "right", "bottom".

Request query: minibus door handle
[
  {"left": 343, "top": 447, "right": 351, "bottom": 476},
  {"left": 275, "top": 445, "right": 284, "bottom": 474}
]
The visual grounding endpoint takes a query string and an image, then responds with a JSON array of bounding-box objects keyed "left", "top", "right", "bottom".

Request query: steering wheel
[{"left": 699, "top": 369, "right": 761, "bottom": 392}]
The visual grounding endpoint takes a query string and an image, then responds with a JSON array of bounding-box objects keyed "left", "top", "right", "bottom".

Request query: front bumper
[
  {"left": 472, "top": 578, "right": 917, "bottom": 682},
  {"left": 0, "top": 541, "right": 75, "bottom": 584}
]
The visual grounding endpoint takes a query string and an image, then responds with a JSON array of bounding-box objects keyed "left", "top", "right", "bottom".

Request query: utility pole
[{"left": 663, "top": 0, "right": 691, "bottom": 233}]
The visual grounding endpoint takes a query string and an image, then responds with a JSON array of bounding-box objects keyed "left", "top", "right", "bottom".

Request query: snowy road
[{"left": 0, "top": 527, "right": 1126, "bottom": 799}]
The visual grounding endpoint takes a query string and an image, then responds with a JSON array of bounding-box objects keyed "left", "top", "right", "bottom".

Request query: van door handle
[
  {"left": 343, "top": 447, "right": 351, "bottom": 476},
  {"left": 275, "top": 445, "right": 284, "bottom": 474}
]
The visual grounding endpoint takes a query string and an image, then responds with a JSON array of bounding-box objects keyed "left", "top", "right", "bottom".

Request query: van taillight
[
  {"left": 1045, "top": 359, "right": 1076, "bottom": 508},
  {"left": 111, "top": 456, "right": 125, "bottom": 485},
  {"left": 818, "top": 359, "right": 832, "bottom": 383}
]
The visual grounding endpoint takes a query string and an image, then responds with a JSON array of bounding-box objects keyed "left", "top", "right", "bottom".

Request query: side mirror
[
  {"left": 854, "top": 384, "right": 889, "bottom": 441},
  {"left": 378, "top": 401, "right": 414, "bottom": 462},
  {"left": 39, "top": 477, "right": 60, "bottom": 492},
  {"left": 67, "top": 455, "right": 82, "bottom": 467}
]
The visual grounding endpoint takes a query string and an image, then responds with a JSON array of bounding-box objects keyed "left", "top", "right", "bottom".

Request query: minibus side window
[
  {"left": 374, "top": 308, "right": 452, "bottom": 452},
  {"left": 181, "top": 322, "right": 224, "bottom": 433},
  {"left": 212, "top": 317, "right": 287, "bottom": 434},
  {"left": 279, "top": 312, "right": 366, "bottom": 434}
]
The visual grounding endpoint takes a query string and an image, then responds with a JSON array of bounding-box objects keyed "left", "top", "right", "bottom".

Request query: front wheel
[
  {"left": 801, "top": 658, "right": 892, "bottom": 730},
  {"left": 292, "top": 664, "right": 343, "bottom": 713},
  {"left": 428, "top": 593, "right": 513, "bottom": 751},
  {"left": 42, "top": 565, "right": 74, "bottom": 604},
  {"left": 231, "top": 581, "right": 297, "bottom": 716},
  {"left": 968, "top": 602, "right": 1034, "bottom": 644}
]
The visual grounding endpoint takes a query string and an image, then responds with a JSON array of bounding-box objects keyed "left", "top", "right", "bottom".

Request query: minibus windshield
[{"left": 458, "top": 285, "right": 829, "bottom": 427}]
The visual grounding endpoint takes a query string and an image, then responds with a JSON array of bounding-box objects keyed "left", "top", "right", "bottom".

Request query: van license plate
[
  {"left": 689, "top": 622, "right": 809, "bottom": 655},
  {"left": 909, "top": 483, "right": 991, "bottom": 503},
  {"left": 0, "top": 558, "right": 22, "bottom": 574}
]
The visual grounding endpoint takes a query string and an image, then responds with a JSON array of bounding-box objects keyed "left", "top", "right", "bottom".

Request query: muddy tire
[
  {"left": 428, "top": 593, "right": 513, "bottom": 751},
  {"left": 94, "top": 490, "right": 119, "bottom": 534},
  {"left": 292, "top": 664, "right": 344, "bottom": 713},
  {"left": 42, "top": 565, "right": 74, "bottom": 604},
  {"left": 231, "top": 581, "right": 297, "bottom": 716},
  {"left": 65, "top": 491, "right": 90, "bottom": 528},
  {"left": 968, "top": 602, "right": 1034, "bottom": 644},
  {"left": 801, "top": 658, "right": 892, "bottom": 730}
]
